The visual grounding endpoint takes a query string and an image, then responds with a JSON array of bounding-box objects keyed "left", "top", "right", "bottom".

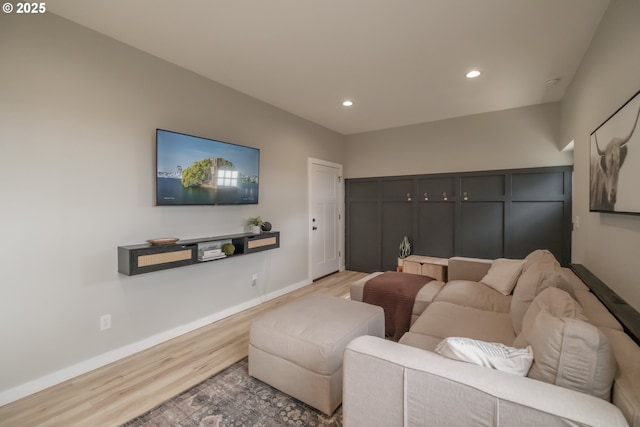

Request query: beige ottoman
[{"left": 248, "top": 293, "right": 384, "bottom": 415}]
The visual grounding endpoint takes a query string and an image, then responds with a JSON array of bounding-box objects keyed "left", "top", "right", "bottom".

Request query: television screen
[{"left": 156, "top": 129, "right": 259, "bottom": 205}]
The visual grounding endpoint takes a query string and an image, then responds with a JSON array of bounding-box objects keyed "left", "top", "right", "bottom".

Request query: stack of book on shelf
[{"left": 199, "top": 248, "right": 226, "bottom": 261}]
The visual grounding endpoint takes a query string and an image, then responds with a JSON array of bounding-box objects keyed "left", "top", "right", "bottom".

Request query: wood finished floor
[{"left": 0, "top": 270, "right": 367, "bottom": 427}]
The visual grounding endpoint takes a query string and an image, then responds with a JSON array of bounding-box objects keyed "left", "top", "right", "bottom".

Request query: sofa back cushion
[
  {"left": 523, "top": 249, "right": 559, "bottom": 270},
  {"left": 514, "top": 288, "right": 616, "bottom": 401},
  {"left": 511, "top": 259, "right": 561, "bottom": 334},
  {"left": 433, "top": 280, "right": 512, "bottom": 313}
]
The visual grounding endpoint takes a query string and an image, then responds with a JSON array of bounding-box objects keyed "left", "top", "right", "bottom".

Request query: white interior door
[{"left": 309, "top": 159, "right": 342, "bottom": 280}]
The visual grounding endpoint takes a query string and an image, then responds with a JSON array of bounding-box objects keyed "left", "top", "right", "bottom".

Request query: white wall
[
  {"left": 344, "top": 102, "right": 572, "bottom": 178},
  {"left": 561, "top": 0, "right": 640, "bottom": 311},
  {"left": 0, "top": 13, "right": 344, "bottom": 401}
]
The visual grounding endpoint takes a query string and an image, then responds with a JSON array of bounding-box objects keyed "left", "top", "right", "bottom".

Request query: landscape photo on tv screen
[{"left": 156, "top": 129, "right": 260, "bottom": 205}]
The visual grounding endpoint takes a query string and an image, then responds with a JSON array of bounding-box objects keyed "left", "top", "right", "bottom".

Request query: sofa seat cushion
[
  {"left": 398, "top": 331, "right": 443, "bottom": 351},
  {"left": 434, "top": 280, "right": 512, "bottom": 313},
  {"left": 514, "top": 288, "right": 616, "bottom": 401},
  {"left": 409, "top": 301, "right": 516, "bottom": 346}
]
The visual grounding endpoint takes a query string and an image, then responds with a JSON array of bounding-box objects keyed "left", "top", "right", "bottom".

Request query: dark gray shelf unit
[
  {"left": 118, "top": 231, "right": 280, "bottom": 276},
  {"left": 346, "top": 166, "right": 572, "bottom": 273}
]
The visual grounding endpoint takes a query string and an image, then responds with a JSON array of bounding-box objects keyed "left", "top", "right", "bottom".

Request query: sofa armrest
[
  {"left": 343, "top": 336, "right": 628, "bottom": 427},
  {"left": 447, "top": 257, "right": 493, "bottom": 282},
  {"left": 350, "top": 272, "right": 384, "bottom": 302}
]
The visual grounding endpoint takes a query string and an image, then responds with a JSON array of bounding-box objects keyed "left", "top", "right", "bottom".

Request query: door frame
[{"left": 308, "top": 157, "right": 345, "bottom": 280}]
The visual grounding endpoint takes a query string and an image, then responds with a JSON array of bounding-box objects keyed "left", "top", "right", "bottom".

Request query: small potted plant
[
  {"left": 247, "top": 216, "right": 264, "bottom": 234},
  {"left": 398, "top": 236, "right": 411, "bottom": 272}
]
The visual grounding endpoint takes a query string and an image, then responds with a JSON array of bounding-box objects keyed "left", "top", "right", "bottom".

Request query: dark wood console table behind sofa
[{"left": 571, "top": 264, "right": 640, "bottom": 345}]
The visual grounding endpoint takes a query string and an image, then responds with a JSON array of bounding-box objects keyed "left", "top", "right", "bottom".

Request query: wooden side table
[{"left": 402, "top": 255, "right": 448, "bottom": 281}]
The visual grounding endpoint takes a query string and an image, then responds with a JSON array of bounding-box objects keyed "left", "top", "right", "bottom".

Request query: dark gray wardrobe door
[
  {"left": 460, "top": 202, "right": 504, "bottom": 259},
  {"left": 417, "top": 202, "right": 455, "bottom": 258},
  {"left": 348, "top": 201, "right": 381, "bottom": 272},
  {"left": 510, "top": 171, "right": 568, "bottom": 262},
  {"left": 511, "top": 201, "right": 564, "bottom": 259},
  {"left": 346, "top": 180, "right": 381, "bottom": 272},
  {"left": 381, "top": 202, "right": 413, "bottom": 271}
]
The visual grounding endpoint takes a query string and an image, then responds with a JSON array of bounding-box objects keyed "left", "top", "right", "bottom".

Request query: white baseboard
[{"left": 0, "top": 278, "right": 312, "bottom": 407}]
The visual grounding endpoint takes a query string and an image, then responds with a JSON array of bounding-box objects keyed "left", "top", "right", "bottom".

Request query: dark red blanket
[{"left": 363, "top": 271, "right": 433, "bottom": 341}]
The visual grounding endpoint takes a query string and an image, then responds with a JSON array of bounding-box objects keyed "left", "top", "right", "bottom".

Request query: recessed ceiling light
[
  {"left": 342, "top": 100, "right": 354, "bottom": 107},
  {"left": 466, "top": 70, "right": 481, "bottom": 79}
]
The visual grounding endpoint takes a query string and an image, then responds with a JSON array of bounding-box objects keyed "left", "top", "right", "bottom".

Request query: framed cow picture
[{"left": 590, "top": 89, "right": 640, "bottom": 215}]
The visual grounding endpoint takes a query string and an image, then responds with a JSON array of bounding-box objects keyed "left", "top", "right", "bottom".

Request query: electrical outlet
[
  {"left": 100, "top": 314, "right": 111, "bottom": 331},
  {"left": 252, "top": 273, "right": 258, "bottom": 286}
]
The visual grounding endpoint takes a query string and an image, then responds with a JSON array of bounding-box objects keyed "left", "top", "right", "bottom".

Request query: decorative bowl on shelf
[{"left": 147, "top": 237, "right": 180, "bottom": 245}]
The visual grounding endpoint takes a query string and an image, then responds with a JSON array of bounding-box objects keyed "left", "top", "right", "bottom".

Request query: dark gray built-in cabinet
[{"left": 346, "top": 166, "right": 572, "bottom": 272}]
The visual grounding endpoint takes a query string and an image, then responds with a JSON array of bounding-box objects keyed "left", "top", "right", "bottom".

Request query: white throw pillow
[
  {"left": 480, "top": 258, "right": 525, "bottom": 295},
  {"left": 435, "top": 336, "right": 534, "bottom": 376}
]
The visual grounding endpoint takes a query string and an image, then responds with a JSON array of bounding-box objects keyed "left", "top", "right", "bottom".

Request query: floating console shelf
[{"left": 118, "top": 231, "right": 280, "bottom": 276}]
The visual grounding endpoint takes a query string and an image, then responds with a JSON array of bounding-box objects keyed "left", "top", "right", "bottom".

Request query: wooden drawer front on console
[
  {"left": 244, "top": 232, "right": 280, "bottom": 254},
  {"left": 402, "top": 260, "right": 421, "bottom": 275},
  {"left": 403, "top": 255, "right": 448, "bottom": 282},
  {"left": 248, "top": 236, "right": 277, "bottom": 250},
  {"left": 138, "top": 249, "right": 192, "bottom": 267},
  {"left": 119, "top": 245, "right": 196, "bottom": 275},
  {"left": 421, "top": 263, "right": 446, "bottom": 282}
]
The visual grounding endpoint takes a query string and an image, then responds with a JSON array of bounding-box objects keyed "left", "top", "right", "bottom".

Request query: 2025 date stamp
[{"left": 3, "top": 2, "right": 47, "bottom": 14}]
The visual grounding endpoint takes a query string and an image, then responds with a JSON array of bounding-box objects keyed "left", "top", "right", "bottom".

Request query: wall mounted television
[{"left": 156, "top": 129, "right": 259, "bottom": 205}]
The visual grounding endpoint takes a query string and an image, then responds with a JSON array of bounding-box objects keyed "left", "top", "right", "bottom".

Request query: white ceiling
[{"left": 48, "top": 0, "right": 610, "bottom": 135}]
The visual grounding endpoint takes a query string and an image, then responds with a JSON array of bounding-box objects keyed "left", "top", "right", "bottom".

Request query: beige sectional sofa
[{"left": 345, "top": 251, "right": 640, "bottom": 427}]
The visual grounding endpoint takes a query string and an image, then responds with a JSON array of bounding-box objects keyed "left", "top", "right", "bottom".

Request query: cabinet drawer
[
  {"left": 119, "top": 244, "right": 197, "bottom": 275},
  {"left": 403, "top": 255, "right": 448, "bottom": 281},
  {"left": 421, "top": 263, "right": 446, "bottom": 282},
  {"left": 403, "top": 260, "right": 421, "bottom": 275},
  {"left": 242, "top": 232, "right": 280, "bottom": 254}
]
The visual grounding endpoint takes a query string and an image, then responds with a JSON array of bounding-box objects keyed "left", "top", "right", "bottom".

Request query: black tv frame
[{"left": 155, "top": 129, "right": 260, "bottom": 206}]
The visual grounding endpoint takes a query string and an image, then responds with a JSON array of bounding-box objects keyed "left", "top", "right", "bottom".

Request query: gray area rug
[{"left": 121, "top": 357, "right": 343, "bottom": 426}]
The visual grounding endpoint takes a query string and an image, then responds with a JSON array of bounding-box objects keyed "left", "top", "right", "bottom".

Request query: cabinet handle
[
  {"left": 464, "top": 192, "right": 469, "bottom": 201},
  {"left": 424, "top": 192, "right": 429, "bottom": 201},
  {"left": 406, "top": 193, "right": 412, "bottom": 201},
  {"left": 443, "top": 192, "right": 448, "bottom": 201}
]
